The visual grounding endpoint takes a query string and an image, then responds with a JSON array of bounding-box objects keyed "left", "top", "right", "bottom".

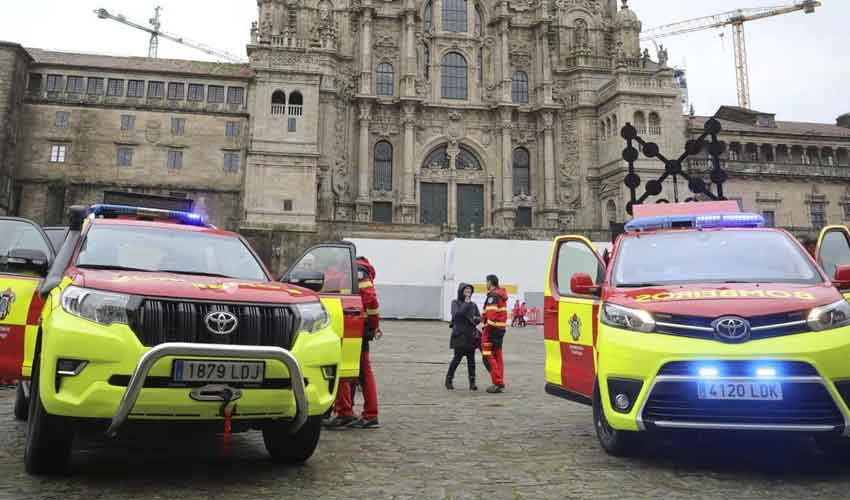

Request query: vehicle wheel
[
  {"left": 593, "top": 380, "right": 641, "bottom": 457},
  {"left": 14, "top": 381, "right": 29, "bottom": 421},
  {"left": 814, "top": 435, "right": 850, "bottom": 460},
  {"left": 263, "top": 415, "right": 322, "bottom": 464},
  {"left": 24, "top": 355, "right": 74, "bottom": 475}
]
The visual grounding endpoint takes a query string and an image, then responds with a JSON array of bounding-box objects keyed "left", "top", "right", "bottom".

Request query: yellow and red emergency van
[
  {"left": 14, "top": 204, "right": 367, "bottom": 474},
  {"left": 544, "top": 201, "right": 850, "bottom": 456}
]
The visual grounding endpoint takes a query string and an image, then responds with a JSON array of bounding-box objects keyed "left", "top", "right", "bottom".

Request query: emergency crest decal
[
  {"left": 569, "top": 313, "right": 581, "bottom": 341},
  {"left": 0, "top": 288, "right": 15, "bottom": 321}
]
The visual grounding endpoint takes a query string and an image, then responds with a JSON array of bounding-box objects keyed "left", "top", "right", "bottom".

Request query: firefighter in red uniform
[
  {"left": 326, "top": 256, "right": 382, "bottom": 429},
  {"left": 481, "top": 274, "right": 508, "bottom": 393}
]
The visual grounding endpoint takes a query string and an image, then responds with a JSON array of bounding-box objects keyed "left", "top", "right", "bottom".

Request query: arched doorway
[{"left": 419, "top": 143, "right": 485, "bottom": 233}]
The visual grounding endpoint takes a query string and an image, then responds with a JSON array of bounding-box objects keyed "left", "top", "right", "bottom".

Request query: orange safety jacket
[
  {"left": 482, "top": 287, "right": 508, "bottom": 331},
  {"left": 356, "top": 257, "right": 380, "bottom": 330}
]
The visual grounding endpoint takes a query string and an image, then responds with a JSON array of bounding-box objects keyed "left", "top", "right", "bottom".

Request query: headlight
[
  {"left": 296, "top": 301, "right": 330, "bottom": 333},
  {"left": 601, "top": 303, "right": 655, "bottom": 333},
  {"left": 60, "top": 286, "right": 130, "bottom": 326},
  {"left": 807, "top": 300, "right": 850, "bottom": 331}
]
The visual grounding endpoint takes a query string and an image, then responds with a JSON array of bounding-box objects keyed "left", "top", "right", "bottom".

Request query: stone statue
[
  {"left": 574, "top": 19, "right": 588, "bottom": 49},
  {"left": 641, "top": 47, "right": 649, "bottom": 68},
  {"left": 658, "top": 44, "right": 669, "bottom": 67}
]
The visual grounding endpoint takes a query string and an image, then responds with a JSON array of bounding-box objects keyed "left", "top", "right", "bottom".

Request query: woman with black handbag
[{"left": 446, "top": 283, "right": 480, "bottom": 391}]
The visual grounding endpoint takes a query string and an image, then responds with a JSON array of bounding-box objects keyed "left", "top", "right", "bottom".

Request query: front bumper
[{"left": 597, "top": 324, "right": 850, "bottom": 435}]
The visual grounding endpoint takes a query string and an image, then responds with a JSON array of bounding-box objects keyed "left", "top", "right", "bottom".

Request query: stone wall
[{"left": 0, "top": 43, "right": 30, "bottom": 215}]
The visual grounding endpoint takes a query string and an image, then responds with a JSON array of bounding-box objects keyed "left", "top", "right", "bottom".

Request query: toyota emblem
[
  {"left": 712, "top": 316, "right": 751, "bottom": 342},
  {"left": 204, "top": 311, "right": 238, "bottom": 335}
]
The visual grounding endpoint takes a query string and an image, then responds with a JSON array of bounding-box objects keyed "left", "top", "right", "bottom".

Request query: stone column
[
  {"left": 360, "top": 9, "right": 374, "bottom": 95},
  {"left": 541, "top": 111, "right": 556, "bottom": 210},
  {"left": 448, "top": 146, "right": 458, "bottom": 230},
  {"left": 540, "top": 26, "right": 553, "bottom": 104},
  {"left": 401, "top": 102, "right": 418, "bottom": 223},
  {"left": 404, "top": 12, "right": 416, "bottom": 96},
  {"left": 499, "top": 107, "right": 515, "bottom": 228},
  {"left": 500, "top": 17, "right": 511, "bottom": 102},
  {"left": 356, "top": 101, "right": 373, "bottom": 221}
]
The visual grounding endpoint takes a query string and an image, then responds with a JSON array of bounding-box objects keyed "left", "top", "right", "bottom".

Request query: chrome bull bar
[{"left": 105, "top": 342, "right": 309, "bottom": 438}]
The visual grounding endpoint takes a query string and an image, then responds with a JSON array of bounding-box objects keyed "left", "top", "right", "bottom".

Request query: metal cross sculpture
[{"left": 620, "top": 117, "right": 728, "bottom": 216}]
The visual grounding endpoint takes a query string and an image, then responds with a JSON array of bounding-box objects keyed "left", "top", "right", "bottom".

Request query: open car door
[
  {"left": 816, "top": 225, "right": 850, "bottom": 300},
  {"left": 282, "top": 243, "right": 364, "bottom": 380},
  {"left": 544, "top": 235, "right": 606, "bottom": 405}
]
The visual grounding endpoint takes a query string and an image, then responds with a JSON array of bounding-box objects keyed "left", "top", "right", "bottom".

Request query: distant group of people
[
  {"left": 511, "top": 300, "right": 527, "bottom": 327},
  {"left": 445, "top": 275, "right": 508, "bottom": 394}
]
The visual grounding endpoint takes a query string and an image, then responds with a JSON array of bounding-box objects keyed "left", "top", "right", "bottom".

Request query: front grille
[
  {"left": 642, "top": 380, "right": 843, "bottom": 428},
  {"left": 654, "top": 310, "right": 809, "bottom": 340},
  {"left": 128, "top": 298, "right": 297, "bottom": 350},
  {"left": 657, "top": 360, "right": 818, "bottom": 377}
]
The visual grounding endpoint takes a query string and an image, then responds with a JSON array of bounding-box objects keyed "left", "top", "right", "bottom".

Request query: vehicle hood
[
  {"left": 608, "top": 282, "right": 840, "bottom": 317},
  {"left": 69, "top": 268, "right": 319, "bottom": 304}
]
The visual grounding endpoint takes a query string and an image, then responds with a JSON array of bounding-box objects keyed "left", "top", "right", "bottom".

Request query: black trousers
[{"left": 447, "top": 348, "right": 476, "bottom": 380}]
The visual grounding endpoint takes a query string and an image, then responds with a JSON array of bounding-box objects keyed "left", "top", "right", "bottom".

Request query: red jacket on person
[
  {"left": 482, "top": 287, "right": 508, "bottom": 331},
  {"left": 357, "top": 256, "right": 380, "bottom": 330}
]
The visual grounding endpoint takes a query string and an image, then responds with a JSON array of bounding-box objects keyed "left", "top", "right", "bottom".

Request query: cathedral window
[
  {"left": 423, "top": 0, "right": 433, "bottom": 31},
  {"left": 477, "top": 49, "right": 483, "bottom": 83},
  {"left": 511, "top": 71, "right": 529, "bottom": 104},
  {"left": 373, "top": 141, "right": 393, "bottom": 191},
  {"left": 224, "top": 152, "right": 241, "bottom": 172},
  {"left": 456, "top": 145, "right": 481, "bottom": 170},
  {"left": 226, "top": 122, "right": 241, "bottom": 138},
  {"left": 208, "top": 86, "right": 225, "bottom": 103},
  {"left": 512, "top": 147, "right": 530, "bottom": 195},
  {"left": 55, "top": 111, "right": 70, "bottom": 129},
  {"left": 423, "top": 146, "right": 449, "bottom": 168},
  {"left": 516, "top": 207, "right": 532, "bottom": 227},
  {"left": 167, "top": 150, "right": 183, "bottom": 170},
  {"left": 49, "top": 144, "right": 67, "bottom": 163},
  {"left": 442, "top": 0, "right": 468, "bottom": 33},
  {"left": 271, "top": 90, "right": 287, "bottom": 115},
  {"left": 474, "top": 4, "right": 482, "bottom": 35},
  {"left": 441, "top": 52, "right": 468, "bottom": 100},
  {"left": 289, "top": 91, "right": 304, "bottom": 116},
  {"left": 633, "top": 111, "right": 646, "bottom": 134},
  {"left": 171, "top": 117, "right": 186, "bottom": 136},
  {"left": 376, "top": 63, "right": 394, "bottom": 96},
  {"left": 117, "top": 147, "right": 134, "bottom": 167},
  {"left": 373, "top": 202, "right": 393, "bottom": 223},
  {"left": 648, "top": 112, "right": 661, "bottom": 135},
  {"left": 167, "top": 82, "right": 185, "bottom": 100}
]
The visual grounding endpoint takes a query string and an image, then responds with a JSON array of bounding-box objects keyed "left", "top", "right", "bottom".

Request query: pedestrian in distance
[
  {"left": 446, "top": 283, "right": 480, "bottom": 391},
  {"left": 481, "top": 274, "right": 508, "bottom": 393},
  {"left": 511, "top": 299, "right": 522, "bottom": 327},
  {"left": 518, "top": 301, "right": 527, "bottom": 327}
]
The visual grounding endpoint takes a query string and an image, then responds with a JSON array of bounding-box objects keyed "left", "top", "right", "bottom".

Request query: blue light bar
[
  {"left": 625, "top": 212, "right": 764, "bottom": 232},
  {"left": 89, "top": 204, "right": 208, "bottom": 227}
]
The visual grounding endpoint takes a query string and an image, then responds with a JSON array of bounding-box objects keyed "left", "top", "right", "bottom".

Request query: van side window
[{"left": 819, "top": 230, "right": 850, "bottom": 280}]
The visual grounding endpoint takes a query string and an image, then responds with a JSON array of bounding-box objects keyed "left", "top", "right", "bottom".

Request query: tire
[
  {"left": 593, "top": 380, "right": 641, "bottom": 457},
  {"left": 14, "top": 381, "right": 28, "bottom": 421},
  {"left": 263, "top": 415, "right": 322, "bottom": 464},
  {"left": 814, "top": 435, "right": 850, "bottom": 460},
  {"left": 24, "top": 353, "right": 74, "bottom": 475}
]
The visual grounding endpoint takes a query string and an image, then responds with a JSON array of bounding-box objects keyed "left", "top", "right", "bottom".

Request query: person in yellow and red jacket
[
  {"left": 481, "top": 274, "right": 508, "bottom": 393},
  {"left": 326, "top": 256, "right": 383, "bottom": 429}
]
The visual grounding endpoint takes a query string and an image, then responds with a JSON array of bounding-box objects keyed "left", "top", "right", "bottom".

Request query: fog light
[
  {"left": 614, "top": 393, "right": 630, "bottom": 411},
  {"left": 57, "top": 359, "right": 87, "bottom": 376}
]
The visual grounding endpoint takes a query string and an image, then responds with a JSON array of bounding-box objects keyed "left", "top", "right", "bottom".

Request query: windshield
[
  {"left": 612, "top": 230, "right": 822, "bottom": 286},
  {"left": 76, "top": 225, "right": 268, "bottom": 281},
  {"left": 0, "top": 220, "right": 51, "bottom": 258}
]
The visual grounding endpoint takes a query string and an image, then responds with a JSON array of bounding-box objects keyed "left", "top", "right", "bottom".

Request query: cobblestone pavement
[{"left": 2, "top": 321, "right": 850, "bottom": 500}]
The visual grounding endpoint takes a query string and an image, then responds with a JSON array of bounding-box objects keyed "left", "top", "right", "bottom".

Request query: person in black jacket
[{"left": 446, "top": 282, "right": 480, "bottom": 391}]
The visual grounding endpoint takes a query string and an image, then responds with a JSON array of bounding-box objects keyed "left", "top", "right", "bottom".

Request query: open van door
[
  {"left": 543, "top": 235, "right": 606, "bottom": 405},
  {"left": 282, "top": 243, "right": 364, "bottom": 380},
  {"left": 816, "top": 225, "right": 850, "bottom": 300}
]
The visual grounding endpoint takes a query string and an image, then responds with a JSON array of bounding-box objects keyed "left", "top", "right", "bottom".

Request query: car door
[
  {"left": 816, "top": 225, "right": 850, "bottom": 300},
  {"left": 544, "top": 235, "right": 606, "bottom": 404},
  {"left": 0, "top": 218, "right": 55, "bottom": 380},
  {"left": 282, "top": 243, "right": 364, "bottom": 380}
]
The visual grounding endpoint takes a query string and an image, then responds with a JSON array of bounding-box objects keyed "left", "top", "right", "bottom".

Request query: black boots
[
  {"left": 469, "top": 377, "right": 478, "bottom": 391},
  {"left": 445, "top": 374, "right": 454, "bottom": 390}
]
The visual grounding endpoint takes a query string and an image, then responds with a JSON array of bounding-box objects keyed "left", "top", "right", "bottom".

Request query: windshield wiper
[
  {"left": 617, "top": 283, "right": 663, "bottom": 288},
  {"left": 76, "top": 264, "right": 152, "bottom": 272},
  {"left": 157, "top": 269, "right": 233, "bottom": 278}
]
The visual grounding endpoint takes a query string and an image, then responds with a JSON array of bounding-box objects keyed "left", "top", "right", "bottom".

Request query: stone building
[{"left": 0, "top": 0, "right": 847, "bottom": 270}]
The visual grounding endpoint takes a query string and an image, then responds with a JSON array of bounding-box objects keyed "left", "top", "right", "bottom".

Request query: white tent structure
[{"left": 345, "top": 238, "right": 611, "bottom": 321}]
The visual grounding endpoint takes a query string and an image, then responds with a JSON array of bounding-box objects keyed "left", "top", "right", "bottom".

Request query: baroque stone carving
[
  {"left": 555, "top": 0, "right": 600, "bottom": 14},
  {"left": 373, "top": 33, "right": 399, "bottom": 62},
  {"left": 510, "top": 42, "right": 532, "bottom": 69}
]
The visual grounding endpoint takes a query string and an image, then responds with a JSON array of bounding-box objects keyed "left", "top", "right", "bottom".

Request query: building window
[
  {"left": 811, "top": 202, "right": 826, "bottom": 230},
  {"left": 423, "top": 145, "right": 450, "bottom": 169},
  {"left": 120, "top": 114, "right": 136, "bottom": 131},
  {"left": 477, "top": 49, "right": 483, "bottom": 83},
  {"left": 117, "top": 147, "right": 134, "bottom": 167},
  {"left": 289, "top": 91, "right": 303, "bottom": 116},
  {"left": 283, "top": 199, "right": 294, "bottom": 211},
  {"left": 224, "top": 152, "right": 241, "bottom": 172},
  {"left": 456, "top": 145, "right": 481, "bottom": 170},
  {"left": 208, "top": 85, "right": 225, "bottom": 103},
  {"left": 441, "top": 52, "right": 468, "bottom": 100},
  {"left": 423, "top": 0, "right": 432, "bottom": 31},
  {"left": 188, "top": 84, "right": 204, "bottom": 102},
  {"left": 375, "top": 63, "right": 394, "bottom": 96},
  {"left": 648, "top": 112, "right": 661, "bottom": 135},
  {"left": 513, "top": 147, "right": 530, "bottom": 195},
  {"left": 271, "top": 90, "right": 286, "bottom": 115},
  {"left": 227, "top": 87, "right": 245, "bottom": 105},
  {"left": 287, "top": 117, "right": 297, "bottom": 132},
  {"left": 28, "top": 74, "right": 43, "bottom": 92},
  {"left": 442, "top": 0, "right": 468, "bottom": 32},
  {"left": 511, "top": 71, "right": 529, "bottom": 104},
  {"left": 762, "top": 210, "right": 776, "bottom": 228},
  {"left": 516, "top": 207, "right": 532, "bottom": 227},
  {"left": 167, "top": 82, "right": 185, "bottom": 100},
  {"left": 49, "top": 144, "right": 67, "bottom": 163},
  {"left": 46, "top": 74, "right": 63, "bottom": 92},
  {"left": 127, "top": 80, "right": 145, "bottom": 98},
  {"left": 167, "top": 150, "right": 183, "bottom": 170},
  {"left": 66, "top": 76, "right": 84, "bottom": 93},
  {"left": 86, "top": 78, "right": 104, "bottom": 95},
  {"left": 106, "top": 78, "right": 124, "bottom": 97},
  {"left": 373, "top": 202, "right": 393, "bottom": 223},
  {"left": 226, "top": 122, "right": 241, "bottom": 137},
  {"left": 148, "top": 81, "right": 165, "bottom": 99},
  {"left": 474, "top": 4, "right": 482, "bottom": 35},
  {"left": 55, "top": 111, "right": 70, "bottom": 129},
  {"left": 171, "top": 117, "right": 186, "bottom": 136},
  {"left": 373, "top": 141, "right": 393, "bottom": 191}
]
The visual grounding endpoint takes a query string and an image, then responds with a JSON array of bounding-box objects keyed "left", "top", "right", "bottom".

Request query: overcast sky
[{"left": 3, "top": 0, "right": 846, "bottom": 124}]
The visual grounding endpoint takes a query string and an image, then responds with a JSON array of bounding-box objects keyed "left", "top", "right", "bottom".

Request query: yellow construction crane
[
  {"left": 640, "top": 1, "right": 821, "bottom": 109},
  {"left": 94, "top": 7, "right": 247, "bottom": 63}
]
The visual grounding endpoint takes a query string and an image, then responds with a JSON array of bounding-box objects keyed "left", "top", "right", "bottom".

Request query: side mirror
[
  {"left": 833, "top": 265, "right": 850, "bottom": 290},
  {"left": 3, "top": 249, "right": 50, "bottom": 277},
  {"left": 570, "top": 272, "right": 600, "bottom": 296},
  {"left": 284, "top": 271, "right": 325, "bottom": 293},
  {"left": 68, "top": 205, "right": 88, "bottom": 231}
]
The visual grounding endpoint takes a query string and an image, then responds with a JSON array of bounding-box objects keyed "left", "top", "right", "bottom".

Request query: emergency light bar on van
[
  {"left": 88, "top": 204, "right": 208, "bottom": 227},
  {"left": 624, "top": 212, "right": 765, "bottom": 232}
]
